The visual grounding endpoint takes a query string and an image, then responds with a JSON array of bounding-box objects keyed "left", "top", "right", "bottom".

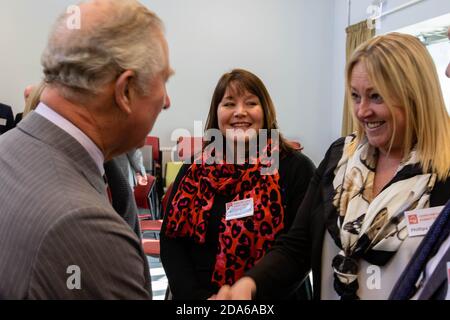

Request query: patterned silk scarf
[
  {"left": 329, "top": 135, "right": 436, "bottom": 300},
  {"left": 164, "top": 144, "right": 284, "bottom": 288}
]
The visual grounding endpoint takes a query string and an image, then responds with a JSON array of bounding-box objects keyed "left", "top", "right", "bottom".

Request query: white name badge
[
  {"left": 0, "top": 118, "right": 6, "bottom": 126},
  {"left": 404, "top": 206, "right": 444, "bottom": 237},
  {"left": 225, "top": 198, "right": 254, "bottom": 221}
]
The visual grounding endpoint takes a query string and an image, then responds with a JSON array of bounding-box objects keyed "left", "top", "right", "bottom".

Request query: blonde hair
[
  {"left": 346, "top": 32, "right": 450, "bottom": 180},
  {"left": 23, "top": 82, "right": 46, "bottom": 117},
  {"left": 41, "top": 0, "right": 165, "bottom": 101}
]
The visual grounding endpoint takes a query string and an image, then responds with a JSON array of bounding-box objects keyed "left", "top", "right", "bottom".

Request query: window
[
  {"left": 395, "top": 13, "right": 450, "bottom": 113},
  {"left": 426, "top": 39, "right": 450, "bottom": 113}
]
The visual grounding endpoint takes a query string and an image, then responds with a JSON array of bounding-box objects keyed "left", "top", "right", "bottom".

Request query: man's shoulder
[
  {"left": 322, "top": 136, "right": 347, "bottom": 166},
  {"left": 0, "top": 185, "right": 131, "bottom": 299},
  {"left": 0, "top": 124, "right": 113, "bottom": 239},
  {"left": 25, "top": 205, "right": 144, "bottom": 299},
  {"left": 329, "top": 136, "right": 347, "bottom": 151}
]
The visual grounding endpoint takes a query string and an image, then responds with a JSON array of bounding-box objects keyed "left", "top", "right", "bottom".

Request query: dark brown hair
[{"left": 204, "top": 68, "right": 294, "bottom": 155}]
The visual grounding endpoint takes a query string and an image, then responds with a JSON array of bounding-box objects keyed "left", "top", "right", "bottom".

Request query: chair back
[
  {"left": 146, "top": 136, "right": 160, "bottom": 162},
  {"left": 134, "top": 174, "right": 157, "bottom": 219},
  {"left": 165, "top": 161, "right": 183, "bottom": 189}
]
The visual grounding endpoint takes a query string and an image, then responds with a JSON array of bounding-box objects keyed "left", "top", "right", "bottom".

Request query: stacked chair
[{"left": 136, "top": 136, "right": 164, "bottom": 257}]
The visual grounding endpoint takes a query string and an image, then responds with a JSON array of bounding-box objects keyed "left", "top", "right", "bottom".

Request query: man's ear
[{"left": 115, "top": 70, "right": 136, "bottom": 114}]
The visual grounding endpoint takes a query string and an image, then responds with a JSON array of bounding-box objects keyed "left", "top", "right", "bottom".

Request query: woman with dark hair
[{"left": 160, "top": 69, "right": 316, "bottom": 299}]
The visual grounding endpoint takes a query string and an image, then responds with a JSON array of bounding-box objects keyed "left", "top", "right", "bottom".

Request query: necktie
[{"left": 389, "top": 200, "right": 450, "bottom": 300}]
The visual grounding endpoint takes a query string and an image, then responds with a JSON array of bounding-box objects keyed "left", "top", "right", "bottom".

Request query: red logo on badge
[{"left": 408, "top": 215, "right": 419, "bottom": 224}]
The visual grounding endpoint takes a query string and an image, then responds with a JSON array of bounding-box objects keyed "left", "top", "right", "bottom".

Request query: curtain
[{"left": 341, "top": 20, "right": 375, "bottom": 136}]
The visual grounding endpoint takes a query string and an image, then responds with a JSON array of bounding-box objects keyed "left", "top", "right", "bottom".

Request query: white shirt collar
[{"left": 35, "top": 102, "right": 105, "bottom": 176}]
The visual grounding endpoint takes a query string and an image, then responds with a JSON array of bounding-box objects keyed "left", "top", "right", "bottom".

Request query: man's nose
[{"left": 163, "top": 94, "right": 171, "bottom": 110}]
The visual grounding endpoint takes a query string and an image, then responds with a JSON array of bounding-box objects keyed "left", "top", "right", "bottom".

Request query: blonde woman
[{"left": 216, "top": 33, "right": 450, "bottom": 300}]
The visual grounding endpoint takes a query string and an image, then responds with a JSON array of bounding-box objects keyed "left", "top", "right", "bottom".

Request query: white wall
[
  {"left": 331, "top": 0, "right": 450, "bottom": 139},
  {"left": 0, "top": 0, "right": 335, "bottom": 165},
  {"left": 0, "top": 0, "right": 72, "bottom": 114},
  {"left": 142, "top": 0, "right": 336, "bottom": 164}
]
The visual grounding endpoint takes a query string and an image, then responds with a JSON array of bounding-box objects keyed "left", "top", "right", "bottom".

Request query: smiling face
[
  {"left": 351, "top": 61, "right": 406, "bottom": 156},
  {"left": 217, "top": 84, "right": 264, "bottom": 142}
]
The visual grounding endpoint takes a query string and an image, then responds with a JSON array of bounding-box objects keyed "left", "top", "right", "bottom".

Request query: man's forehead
[{"left": 159, "top": 34, "right": 173, "bottom": 80}]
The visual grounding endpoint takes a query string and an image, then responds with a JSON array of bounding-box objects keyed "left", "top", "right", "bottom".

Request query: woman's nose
[
  {"left": 233, "top": 102, "right": 246, "bottom": 117},
  {"left": 356, "top": 98, "right": 372, "bottom": 118}
]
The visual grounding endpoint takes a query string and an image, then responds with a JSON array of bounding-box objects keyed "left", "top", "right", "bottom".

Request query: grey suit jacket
[{"left": 0, "top": 113, "right": 151, "bottom": 299}]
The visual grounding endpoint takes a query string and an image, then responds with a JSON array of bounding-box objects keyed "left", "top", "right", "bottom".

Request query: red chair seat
[
  {"left": 140, "top": 219, "right": 162, "bottom": 232},
  {"left": 142, "top": 239, "right": 160, "bottom": 256}
]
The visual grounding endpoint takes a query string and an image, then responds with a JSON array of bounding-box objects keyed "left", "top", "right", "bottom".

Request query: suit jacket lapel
[{"left": 17, "top": 112, "right": 106, "bottom": 196}]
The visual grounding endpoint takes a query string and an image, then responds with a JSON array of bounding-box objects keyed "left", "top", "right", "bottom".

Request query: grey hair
[{"left": 41, "top": 0, "right": 165, "bottom": 100}]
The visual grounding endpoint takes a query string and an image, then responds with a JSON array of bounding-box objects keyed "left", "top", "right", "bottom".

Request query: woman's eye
[
  {"left": 222, "top": 103, "right": 235, "bottom": 107},
  {"left": 247, "top": 101, "right": 258, "bottom": 106},
  {"left": 371, "top": 93, "right": 384, "bottom": 104},
  {"left": 351, "top": 92, "right": 361, "bottom": 103}
]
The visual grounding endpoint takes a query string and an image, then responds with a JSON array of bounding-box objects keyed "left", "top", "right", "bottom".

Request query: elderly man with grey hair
[{"left": 0, "top": 0, "right": 172, "bottom": 299}]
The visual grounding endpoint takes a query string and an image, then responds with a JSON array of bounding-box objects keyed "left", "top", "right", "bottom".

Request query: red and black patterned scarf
[{"left": 164, "top": 144, "right": 284, "bottom": 287}]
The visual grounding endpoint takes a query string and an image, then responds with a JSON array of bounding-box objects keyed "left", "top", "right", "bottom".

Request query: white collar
[{"left": 35, "top": 102, "right": 105, "bottom": 176}]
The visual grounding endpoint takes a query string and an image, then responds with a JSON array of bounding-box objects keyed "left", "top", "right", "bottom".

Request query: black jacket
[{"left": 0, "top": 103, "right": 15, "bottom": 135}]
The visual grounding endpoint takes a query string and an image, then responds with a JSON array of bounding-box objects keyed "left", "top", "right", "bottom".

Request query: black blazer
[
  {"left": 0, "top": 103, "right": 15, "bottom": 135},
  {"left": 247, "top": 137, "right": 450, "bottom": 300},
  {"left": 14, "top": 112, "right": 23, "bottom": 126}
]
